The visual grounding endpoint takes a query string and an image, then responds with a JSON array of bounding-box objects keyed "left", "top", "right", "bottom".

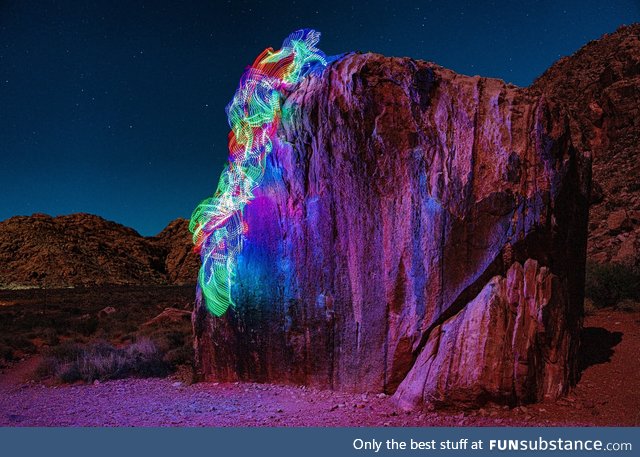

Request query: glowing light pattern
[{"left": 190, "top": 29, "right": 329, "bottom": 317}]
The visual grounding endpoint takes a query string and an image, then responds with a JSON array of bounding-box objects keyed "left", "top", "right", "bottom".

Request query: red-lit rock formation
[{"left": 195, "top": 26, "right": 638, "bottom": 408}]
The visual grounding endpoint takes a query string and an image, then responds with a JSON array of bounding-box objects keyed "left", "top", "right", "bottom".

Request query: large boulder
[{"left": 193, "top": 26, "right": 638, "bottom": 408}]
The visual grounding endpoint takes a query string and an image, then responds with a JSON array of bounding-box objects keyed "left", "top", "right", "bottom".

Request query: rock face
[
  {"left": 148, "top": 219, "right": 201, "bottom": 285},
  {"left": 531, "top": 25, "right": 640, "bottom": 265},
  {"left": 192, "top": 27, "right": 640, "bottom": 408},
  {"left": 394, "top": 260, "right": 572, "bottom": 409},
  {"left": 0, "top": 214, "right": 198, "bottom": 287}
]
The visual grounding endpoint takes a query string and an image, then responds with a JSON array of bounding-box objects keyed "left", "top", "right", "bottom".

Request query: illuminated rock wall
[{"left": 193, "top": 46, "right": 598, "bottom": 407}]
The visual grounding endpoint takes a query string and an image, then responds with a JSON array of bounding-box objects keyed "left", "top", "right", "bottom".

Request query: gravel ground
[{"left": 1, "top": 309, "right": 638, "bottom": 427}]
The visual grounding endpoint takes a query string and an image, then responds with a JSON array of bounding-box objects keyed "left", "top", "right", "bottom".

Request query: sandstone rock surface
[
  {"left": 148, "top": 218, "right": 201, "bottom": 285},
  {"left": 394, "top": 260, "right": 572, "bottom": 409},
  {"left": 192, "top": 26, "right": 640, "bottom": 408}
]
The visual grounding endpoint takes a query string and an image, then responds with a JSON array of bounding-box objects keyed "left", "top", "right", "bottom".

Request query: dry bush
[
  {"left": 584, "top": 261, "right": 640, "bottom": 308},
  {"left": 36, "top": 338, "right": 169, "bottom": 383}
]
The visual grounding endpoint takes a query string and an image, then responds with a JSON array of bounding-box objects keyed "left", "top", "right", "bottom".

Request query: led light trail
[{"left": 190, "top": 30, "right": 330, "bottom": 316}]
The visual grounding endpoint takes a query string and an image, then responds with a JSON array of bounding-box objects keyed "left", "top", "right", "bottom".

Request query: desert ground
[{"left": 0, "top": 286, "right": 638, "bottom": 427}]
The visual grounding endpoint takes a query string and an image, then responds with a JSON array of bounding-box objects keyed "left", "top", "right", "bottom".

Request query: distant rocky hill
[
  {"left": 531, "top": 24, "right": 640, "bottom": 265},
  {"left": 0, "top": 213, "right": 198, "bottom": 288},
  {"left": 147, "top": 218, "right": 200, "bottom": 285}
]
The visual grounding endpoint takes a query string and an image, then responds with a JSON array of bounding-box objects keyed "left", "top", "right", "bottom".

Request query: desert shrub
[
  {"left": 162, "top": 345, "right": 193, "bottom": 368},
  {"left": 0, "top": 344, "right": 15, "bottom": 364},
  {"left": 616, "top": 299, "right": 640, "bottom": 313},
  {"left": 36, "top": 338, "right": 169, "bottom": 383},
  {"left": 0, "top": 335, "right": 36, "bottom": 355},
  {"left": 627, "top": 181, "right": 640, "bottom": 193},
  {"left": 34, "top": 356, "right": 60, "bottom": 379},
  {"left": 135, "top": 317, "right": 194, "bottom": 369},
  {"left": 585, "top": 261, "right": 640, "bottom": 308},
  {"left": 583, "top": 298, "right": 598, "bottom": 316},
  {"left": 48, "top": 341, "right": 86, "bottom": 358},
  {"left": 41, "top": 328, "right": 60, "bottom": 346},
  {"left": 73, "top": 316, "right": 99, "bottom": 336},
  {"left": 121, "top": 338, "right": 169, "bottom": 377}
]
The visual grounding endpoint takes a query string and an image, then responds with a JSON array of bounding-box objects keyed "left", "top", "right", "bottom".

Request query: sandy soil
[{"left": 0, "top": 309, "right": 638, "bottom": 427}]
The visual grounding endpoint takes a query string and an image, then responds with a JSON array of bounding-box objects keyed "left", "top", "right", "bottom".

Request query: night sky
[{"left": 1, "top": 1, "right": 638, "bottom": 235}]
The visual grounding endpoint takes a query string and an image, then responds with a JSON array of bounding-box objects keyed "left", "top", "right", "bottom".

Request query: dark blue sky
[{"left": 1, "top": 1, "right": 638, "bottom": 235}]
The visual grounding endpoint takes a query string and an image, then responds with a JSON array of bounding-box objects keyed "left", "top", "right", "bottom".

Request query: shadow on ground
[{"left": 578, "top": 326, "right": 622, "bottom": 373}]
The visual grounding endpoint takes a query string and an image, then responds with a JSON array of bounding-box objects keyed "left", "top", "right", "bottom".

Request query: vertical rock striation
[{"left": 193, "top": 26, "right": 637, "bottom": 408}]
